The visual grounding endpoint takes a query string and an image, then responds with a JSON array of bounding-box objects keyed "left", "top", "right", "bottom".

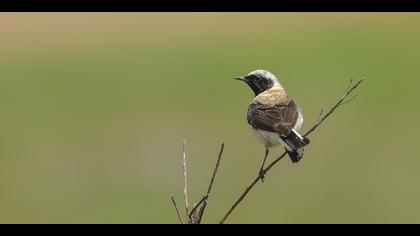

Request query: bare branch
[
  {"left": 347, "top": 78, "right": 354, "bottom": 90},
  {"left": 317, "top": 109, "right": 324, "bottom": 122},
  {"left": 188, "top": 195, "right": 208, "bottom": 221},
  {"left": 172, "top": 142, "right": 225, "bottom": 224},
  {"left": 182, "top": 139, "right": 189, "bottom": 218},
  {"left": 219, "top": 78, "right": 365, "bottom": 224},
  {"left": 303, "top": 78, "right": 364, "bottom": 137},
  {"left": 206, "top": 143, "right": 225, "bottom": 196},
  {"left": 196, "top": 143, "right": 225, "bottom": 223},
  {"left": 339, "top": 94, "right": 357, "bottom": 106},
  {"left": 171, "top": 195, "right": 184, "bottom": 224}
]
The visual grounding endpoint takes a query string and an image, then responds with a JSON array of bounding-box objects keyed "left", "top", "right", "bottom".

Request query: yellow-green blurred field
[{"left": 1, "top": 13, "right": 420, "bottom": 224}]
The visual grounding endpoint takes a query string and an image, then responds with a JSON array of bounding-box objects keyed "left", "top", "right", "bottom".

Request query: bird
[{"left": 234, "top": 69, "right": 310, "bottom": 181}]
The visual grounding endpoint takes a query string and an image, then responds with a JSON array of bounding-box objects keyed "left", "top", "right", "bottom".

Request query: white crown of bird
[{"left": 247, "top": 69, "right": 281, "bottom": 86}]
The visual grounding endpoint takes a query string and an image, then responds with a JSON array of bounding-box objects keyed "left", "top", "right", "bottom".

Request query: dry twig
[
  {"left": 197, "top": 143, "right": 225, "bottom": 223},
  {"left": 171, "top": 142, "right": 225, "bottom": 224},
  {"left": 170, "top": 195, "right": 184, "bottom": 224},
  {"left": 182, "top": 140, "right": 189, "bottom": 218}
]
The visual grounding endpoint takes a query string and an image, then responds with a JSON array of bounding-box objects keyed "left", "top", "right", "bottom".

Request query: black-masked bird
[{"left": 235, "top": 70, "right": 310, "bottom": 180}]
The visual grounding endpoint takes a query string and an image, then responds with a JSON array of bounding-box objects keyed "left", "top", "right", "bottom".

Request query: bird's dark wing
[{"left": 247, "top": 99, "right": 299, "bottom": 137}]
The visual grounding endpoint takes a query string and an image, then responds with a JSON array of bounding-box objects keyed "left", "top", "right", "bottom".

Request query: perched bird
[{"left": 234, "top": 69, "right": 310, "bottom": 180}]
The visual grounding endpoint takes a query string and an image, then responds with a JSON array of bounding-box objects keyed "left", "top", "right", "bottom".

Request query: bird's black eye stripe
[{"left": 249, "top": 74, "right": 262, "bottom": 81}]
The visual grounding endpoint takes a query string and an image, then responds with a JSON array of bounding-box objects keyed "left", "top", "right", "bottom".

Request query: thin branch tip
[
  {"left": 196, "top": 142, "right": 225, "bottom": 223},
  {"left": 340, "top": 94, "right": 358, "bottom": 106},
  {"left": 171, "top": 195, "right": 184, "bottom": 224},
  {"left": 175, "top": 140, "right": 225, "bottom": 224},
  {"left": 318, "top": 109, "right": 324, "bottom": 122}
]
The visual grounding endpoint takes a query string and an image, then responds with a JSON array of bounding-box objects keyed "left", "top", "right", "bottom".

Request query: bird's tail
[{"left": 282, "top": 129, "right": 310, "bottom": 163}]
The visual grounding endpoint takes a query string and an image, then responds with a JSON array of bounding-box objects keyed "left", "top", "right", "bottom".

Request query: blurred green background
[{"left": 1, "top": 13, "right": 420, "bottom": 224}]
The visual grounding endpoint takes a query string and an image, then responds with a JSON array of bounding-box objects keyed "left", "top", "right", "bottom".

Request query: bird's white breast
[{"left": 252, "top": 129, "right": 282, "bottom": 148}]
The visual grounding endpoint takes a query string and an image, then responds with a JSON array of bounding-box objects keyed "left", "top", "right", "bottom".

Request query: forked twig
[
  {"left": 188, "top": 195, "right": 208, "bottom": 221},
  {"left": 318, "top": 109, "right": 324, "bottom": 122},
  {"left": 303, "top": 78, "right": 364, "bottom": 137},
  {"left": 171, "top": 142, "right": 225, "bottom": 224}
]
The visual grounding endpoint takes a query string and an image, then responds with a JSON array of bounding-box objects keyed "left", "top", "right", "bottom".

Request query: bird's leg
[{"left": 258, "top": 147, "right": 269, "bottom": 182}]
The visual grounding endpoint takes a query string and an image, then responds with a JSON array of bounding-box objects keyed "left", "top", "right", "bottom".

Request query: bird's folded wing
[{"left": 247, "top": 99, "right": 299, "bottom": 137}]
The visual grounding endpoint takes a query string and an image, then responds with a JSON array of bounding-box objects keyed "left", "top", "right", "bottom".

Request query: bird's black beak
[{"left": 234, "top": 76, "right": 248, "bottom": 82}]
